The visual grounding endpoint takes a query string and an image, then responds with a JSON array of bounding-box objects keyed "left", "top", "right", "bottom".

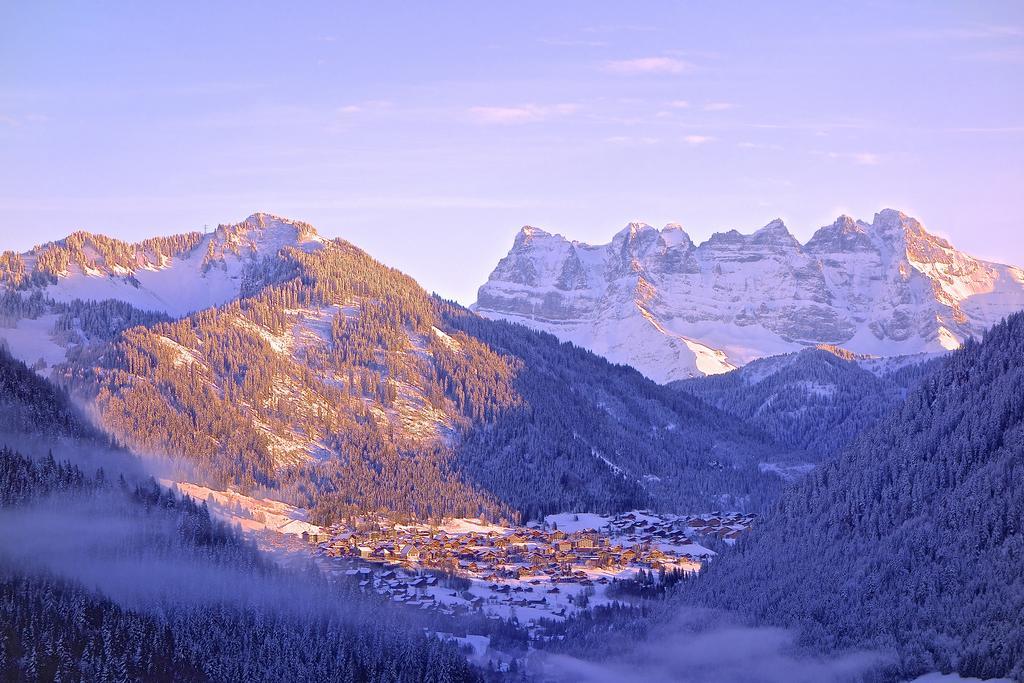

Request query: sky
[{"left": 1, "top": 1, "right": 1022, "bottom": 304}]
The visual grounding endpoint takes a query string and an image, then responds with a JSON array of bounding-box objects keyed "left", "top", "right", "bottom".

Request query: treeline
[{"left": 0, "top": 230, "right": 203, "bottom": 288}]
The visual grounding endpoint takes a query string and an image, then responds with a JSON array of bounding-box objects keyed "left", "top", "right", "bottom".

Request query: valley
[
  {"left": 0, "top": 211, "right": 1020, "bottom": 681},
  {"left": 175, "top": 477, "right": 751, "bottom": 637},
  {"left": 5, "top": 5, "right": 1022, "bottom": 680}
]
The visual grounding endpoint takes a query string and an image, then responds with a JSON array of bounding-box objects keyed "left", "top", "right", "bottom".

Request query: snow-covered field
[
  {"left": 0, "top": 315, "right": 65, "bottom": 372},
  {"left": 168, "top": 480, "right": 322, "bottom": 538}
]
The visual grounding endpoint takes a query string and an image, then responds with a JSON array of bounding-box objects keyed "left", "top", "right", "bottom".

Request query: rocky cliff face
[{"left": 475, "top": 209, "right": 1024, "bottom": 382}]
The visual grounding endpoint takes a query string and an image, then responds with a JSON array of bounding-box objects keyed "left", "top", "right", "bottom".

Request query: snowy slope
[
  {"left": 0, "top": 213, "right": 325, "bottom": 370},
  {"left": 475, "top": 210, "right": 1024, "bottom": 382},
  {"left": 32, "top": 213, "right": 325, "bottom": 316}
]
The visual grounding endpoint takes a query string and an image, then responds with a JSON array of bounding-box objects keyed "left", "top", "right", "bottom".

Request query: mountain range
[
  {"left": 475, "top": 210, "right": 1024, "bottom": 382},
  {"left": 2, "top": 212, "right": 1023, "bottom": 680},
  {"left": 0, "top": 214, "right": 798, "bottom": 521}
]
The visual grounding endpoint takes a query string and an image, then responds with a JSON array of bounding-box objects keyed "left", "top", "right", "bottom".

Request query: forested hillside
[
  {"left": 0, "top": 349, "right": 481, "bottom": 681},
  {"left": 0, "top": 449, "right": 481, "bottom": 682},
  {"left": 440, "top": 304, "right": 791, "bottom": 518},
  {"left": 34, "top": 217, "right": 797, "bottom": 522},
  {"left": 673, "top": 346, "right": 940, "bottom": 458},
  {"left": 678, "top": 314, "right": 1024, "bottom": 680},
  {"left": 0, "top": 346, "right": 111, "bottom": 446}
]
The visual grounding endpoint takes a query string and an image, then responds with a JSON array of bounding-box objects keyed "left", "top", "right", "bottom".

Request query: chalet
[{"left": 573, "top": 536, "right": 598, "bottom": 552}]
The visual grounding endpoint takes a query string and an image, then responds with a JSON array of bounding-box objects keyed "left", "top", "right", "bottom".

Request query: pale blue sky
[{"left": 2, "top": 2, "right": 1022, "bottom": 304}]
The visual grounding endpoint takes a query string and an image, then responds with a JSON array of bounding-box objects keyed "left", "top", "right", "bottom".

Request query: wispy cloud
[
  {"left": 885, "top": 24, "right": 1023, "bottom": 42},
  {"left": 851, "top": 152, "right": 880, "bottom": 165},
  {"left": 748, "top": 120, "right": 871, "bottom": 133},
  {"left": 826, "top": 151, "right": 880, "bottom": 165},
  {"left": 604, "top": 57, "right": 693, "bottom": 75},
  {"left": 583, "top": 24, "right": 657, "bottom": 35},
  {"left": 468, "top": 103, "right": 578, "bottom": 124},
  {"left": 669, "top": 100, "right": 691, "bottom": 109},
  {"left": 962, "top": 47, "right": 1024, "bottom": 63},
  {"left": 683, "top": 135, "right": 715, "bottom": 145},
  {"left": 606, "top": 136, "right": 661, "bottom": 146},
  {"left": 539, "top": 38, "right": 609, "bottom": 48},
  {"left": 0, "top": 113, "right": 50, "bottom": 127},
  {"left": 738, "top": 142, "right": 783, "bottom": 151},
  {"left": 946, "top": 125, "right": 1024, "bottom": 134},
  {"left": 533, "top": 610, "right": 887, "bottom": 683},
  {"left": 336, "top": 100, "right": 393, "bottom": 115}
]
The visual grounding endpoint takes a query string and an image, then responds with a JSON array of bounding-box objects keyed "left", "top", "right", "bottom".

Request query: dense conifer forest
[
  {"left": 0, "top": 449, "right": 482, "bottom": 682},
  {"left": 677, "top": 313, "right": 1024, "bottom": 680},
  {"left": 673, "top": 346, "right": 941, "bottom": 459}
]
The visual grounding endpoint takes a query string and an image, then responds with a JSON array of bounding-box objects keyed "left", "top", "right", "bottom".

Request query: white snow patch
[{"left": 0, "top": 315, "right": 67, "bottom": 372}]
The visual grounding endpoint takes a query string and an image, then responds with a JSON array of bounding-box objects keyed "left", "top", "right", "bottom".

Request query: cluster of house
[
  {"left": 602, "top": 510, "right": 756, "bottom": 546},
  {"left": 315, "top": 512, "right": 752, "bottom": 583},
  {"left": 331, "top": 565, "right": 570, "bottom": 618},
  {"left": 304, "top": 510, "right": 758, "bottom": 626}
]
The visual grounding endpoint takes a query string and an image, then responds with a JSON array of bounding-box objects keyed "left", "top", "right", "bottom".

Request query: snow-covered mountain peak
[
  {"left": 476, "top": 210, "right": 1024, "bottom": 382},
  {"left": 660, "top": 223, "right": 694, "bottom": 249},
  {"left": 201, "top": 213, "right": 325, "bottom": 273},
  {"left": 1, "top": 213, "right": 332, "bottom": 319},
  {"left": 611, "top": 221, "right": 664, "bottom": 259},
  {"left": 865, "top": 208, "right": 951, "bottom": 252},
  {"left": 805, "top": 215, "right": 873, "bottom": 253},
  {"left": 750, "top": 219, "right": 801, "bottom": 249},
  {"left": 614, "top": 221, "right": 657, "bottom": 239},
  {"left": 216, "top": 212, "right": 324, "bottom": 252},
  {"left": 513, "top": 225, "right": 553, "bottom": 246}
]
